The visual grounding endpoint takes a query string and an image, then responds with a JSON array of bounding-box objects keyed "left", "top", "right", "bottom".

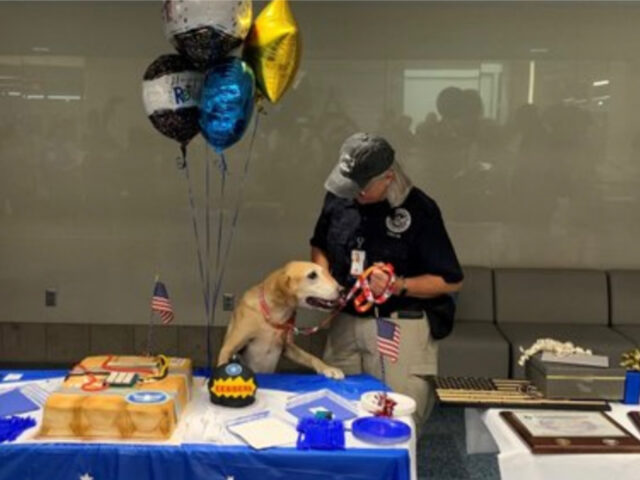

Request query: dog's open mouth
[{"left": 305, "top": 296, "right": 340, "bottom": 310}]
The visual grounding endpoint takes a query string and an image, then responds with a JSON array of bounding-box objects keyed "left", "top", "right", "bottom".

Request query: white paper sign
[
  {"left": 226, "top": 412, "right": 298, "bottom": 450},
  {"left": 512, "top": 410, "right": 626, "bottom": 438}
]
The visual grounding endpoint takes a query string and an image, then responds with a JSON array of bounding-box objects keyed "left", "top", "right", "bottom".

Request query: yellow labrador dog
[{"left": 217, "top": 261, "right": 345, "bottom": 379}]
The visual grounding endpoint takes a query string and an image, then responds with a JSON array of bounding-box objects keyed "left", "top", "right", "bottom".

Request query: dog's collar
[{"left": 259, "top": 285, "right": 296, "bottom": 334}]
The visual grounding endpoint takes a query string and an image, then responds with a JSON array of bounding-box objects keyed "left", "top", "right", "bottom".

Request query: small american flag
[
  {"left": 151, "top": 281, "right": 174, "bottom": 324},
  {"left": 376, "top": 318, "right": 400, "bottom": 363}
]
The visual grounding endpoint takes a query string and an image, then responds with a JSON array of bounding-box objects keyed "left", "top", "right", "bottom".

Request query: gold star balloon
[{"left": 244, "top": 0, "right": 301, "bottom": 104}]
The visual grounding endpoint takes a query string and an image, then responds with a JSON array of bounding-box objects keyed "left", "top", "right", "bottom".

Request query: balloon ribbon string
[
  {"left": 180, "top": 145, "right": 210, "bottom": 331},
  {"left": 205, "top": 145, "right": 211, "bottom": 329},
  {"left": 210, "top": 113, "right": 262, "bottom": 355},
  {"left": 206, "top": 152, "right": 226, "bottom": 369}
]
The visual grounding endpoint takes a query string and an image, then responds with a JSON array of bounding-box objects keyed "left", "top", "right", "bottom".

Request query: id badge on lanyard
[{"left": 350, "top": 237, "right": 366, "bottom": 277}]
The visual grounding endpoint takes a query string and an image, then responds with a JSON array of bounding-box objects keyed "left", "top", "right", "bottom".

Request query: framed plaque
[
  {"left": 629, "top": 411, "right": 640, "bottom": 433},
  {"left": 500, "top": 410, "right": 640, "bottom": 454}
]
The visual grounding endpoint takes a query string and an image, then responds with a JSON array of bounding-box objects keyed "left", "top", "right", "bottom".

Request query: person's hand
[{"left": 369, "top": 263, "right": 392, "bottom": 297}]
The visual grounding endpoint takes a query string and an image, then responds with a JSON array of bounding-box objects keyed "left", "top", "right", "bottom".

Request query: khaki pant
[{"left": 323, "top": 311, "right": 438, "bottom": 431}]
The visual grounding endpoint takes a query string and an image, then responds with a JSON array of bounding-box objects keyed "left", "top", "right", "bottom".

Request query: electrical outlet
[
  {"left": 222, "top": 293, "right": 235, "bottom": 311},
  {"left": 45, "top": 288, "right": 57, "bottom": 307}
]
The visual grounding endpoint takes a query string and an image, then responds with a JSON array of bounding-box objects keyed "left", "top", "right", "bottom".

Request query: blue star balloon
[{"left": 199, "top": 58, "right": 256, "bottom": 153}]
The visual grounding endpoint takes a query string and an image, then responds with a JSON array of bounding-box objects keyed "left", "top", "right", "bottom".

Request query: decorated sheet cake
[{"left": 39, "top": 355, "right": 192, "bottom": 440}]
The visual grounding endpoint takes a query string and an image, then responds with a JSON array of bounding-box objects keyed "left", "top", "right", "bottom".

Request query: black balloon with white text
[{"left": 142, "top": 54, "right": 203, "bottom": 147}]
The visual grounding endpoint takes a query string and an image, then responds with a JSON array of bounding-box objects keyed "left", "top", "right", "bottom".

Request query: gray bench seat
[
  {"left": 498, "top": 322, "right": 633, "bottom": 378},
  {"left": 439, "top": 267, "right": 509, "bottom": 378},
  {"left": 495, "top": 268, "right": 634, "bottom": 378},
  {"left": 609, "top": 270, "right": 640, "bottom": 347},
  {"left": 439, "top": 322, "right": 509, "bottom": 377}
]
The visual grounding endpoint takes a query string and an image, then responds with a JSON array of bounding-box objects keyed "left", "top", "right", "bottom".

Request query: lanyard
[{"left": 258, "top": 263, "right": 397, "bottom": 337}]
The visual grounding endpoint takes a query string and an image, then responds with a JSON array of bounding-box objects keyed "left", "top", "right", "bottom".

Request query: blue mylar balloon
[{"left": 199, "top": 58, "right": 255, "bottom": 152}]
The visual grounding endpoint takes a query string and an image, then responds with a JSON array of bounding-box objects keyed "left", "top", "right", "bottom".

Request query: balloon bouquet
[{"left": 141, "top": 0, "right": 301, "bottom": 370}]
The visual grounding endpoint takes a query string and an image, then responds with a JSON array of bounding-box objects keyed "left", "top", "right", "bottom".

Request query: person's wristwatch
[{"left": 396, "top": 276, "right": 408, "bottom": 297}]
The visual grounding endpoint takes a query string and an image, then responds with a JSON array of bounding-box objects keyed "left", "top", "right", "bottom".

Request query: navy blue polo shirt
[{"left": 310, "top": 188, "right": 463, "bottom": 339}]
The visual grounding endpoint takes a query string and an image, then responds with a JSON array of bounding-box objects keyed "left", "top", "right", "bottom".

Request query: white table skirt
[
  {"left": 466, "top": 404, "right": 640, "bottom": 480},
  {"left": 3, "top": 375, "right": 417, "bottom": 480}
]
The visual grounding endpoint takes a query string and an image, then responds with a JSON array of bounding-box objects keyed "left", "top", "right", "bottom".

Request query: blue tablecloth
[{"left": 0, "top": 370, "right": 410, "bottom": 480}]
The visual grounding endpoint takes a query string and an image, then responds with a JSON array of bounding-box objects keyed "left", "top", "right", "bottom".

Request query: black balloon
[
  {"left": 148, "top": 109, "right": 200, "bottom": 146},
  {"left": 171, "top": 27, "right": 243, "bottom": 71},
  {"left": 142, "top": 54, "right": 203, "bottom": 146},
  {"left": 163, "top": 0, "right": 252, "bottom": 70}
]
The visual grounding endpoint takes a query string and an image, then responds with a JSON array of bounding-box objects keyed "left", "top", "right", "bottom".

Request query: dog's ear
[{"left": 275, "top": 272, "right": 292, "bottom": 297}]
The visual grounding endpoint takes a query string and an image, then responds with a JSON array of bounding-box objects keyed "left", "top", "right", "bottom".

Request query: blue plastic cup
[{"left": 623, "top": 370, "right": 640, "bottom": 404}]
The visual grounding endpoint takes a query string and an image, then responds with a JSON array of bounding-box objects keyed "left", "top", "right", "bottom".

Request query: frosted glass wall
[{"left": 1, "top": 1, "right": 639, "bottom": 325}]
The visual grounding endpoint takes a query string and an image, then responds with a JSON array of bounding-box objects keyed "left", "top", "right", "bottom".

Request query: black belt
[{"left": 395, "top": 310, "right": 424, "bottom": 319}]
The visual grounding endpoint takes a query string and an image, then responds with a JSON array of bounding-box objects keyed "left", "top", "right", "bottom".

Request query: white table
[{"left": 465, "top": 404, "right": 640, "bottom": 480}]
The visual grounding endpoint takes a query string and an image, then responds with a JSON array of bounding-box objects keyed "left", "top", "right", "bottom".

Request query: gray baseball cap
[{"left": 324, "top": 133, "right": 395, "bottom": 199}]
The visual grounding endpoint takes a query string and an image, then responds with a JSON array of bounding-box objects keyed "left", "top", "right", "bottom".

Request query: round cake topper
[
  {"left": 209, "top": 358, "right": 257, "bottom": 408},
  {"left": 126, "top": 391, "right": 170, "bottom": 405},
  {"left": 225, "top": 363, "right": 243, "bottom": 376}
]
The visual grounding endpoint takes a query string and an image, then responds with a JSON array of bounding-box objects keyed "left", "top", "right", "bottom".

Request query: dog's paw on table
[{"left": 321, "top": 367, "right": 345, "bottom": 380}]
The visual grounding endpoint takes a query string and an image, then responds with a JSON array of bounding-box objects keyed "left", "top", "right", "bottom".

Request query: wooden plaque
[
  {"left": 628, "top": 411, "right": 640, "bottom": 433},
  {"left": 500, "top": 410, "right": 640, "bottom": 454},
  {"left": 432, "top": 377, "right": 610, "bottom": 411}
]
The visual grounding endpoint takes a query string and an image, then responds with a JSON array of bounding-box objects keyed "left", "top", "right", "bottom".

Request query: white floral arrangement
[
  {"left": 517, "top": 338, "right": 592, "bottom": 367},
  {"left": 621, "top": 349, "right": 640, "bottom": 371}
]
